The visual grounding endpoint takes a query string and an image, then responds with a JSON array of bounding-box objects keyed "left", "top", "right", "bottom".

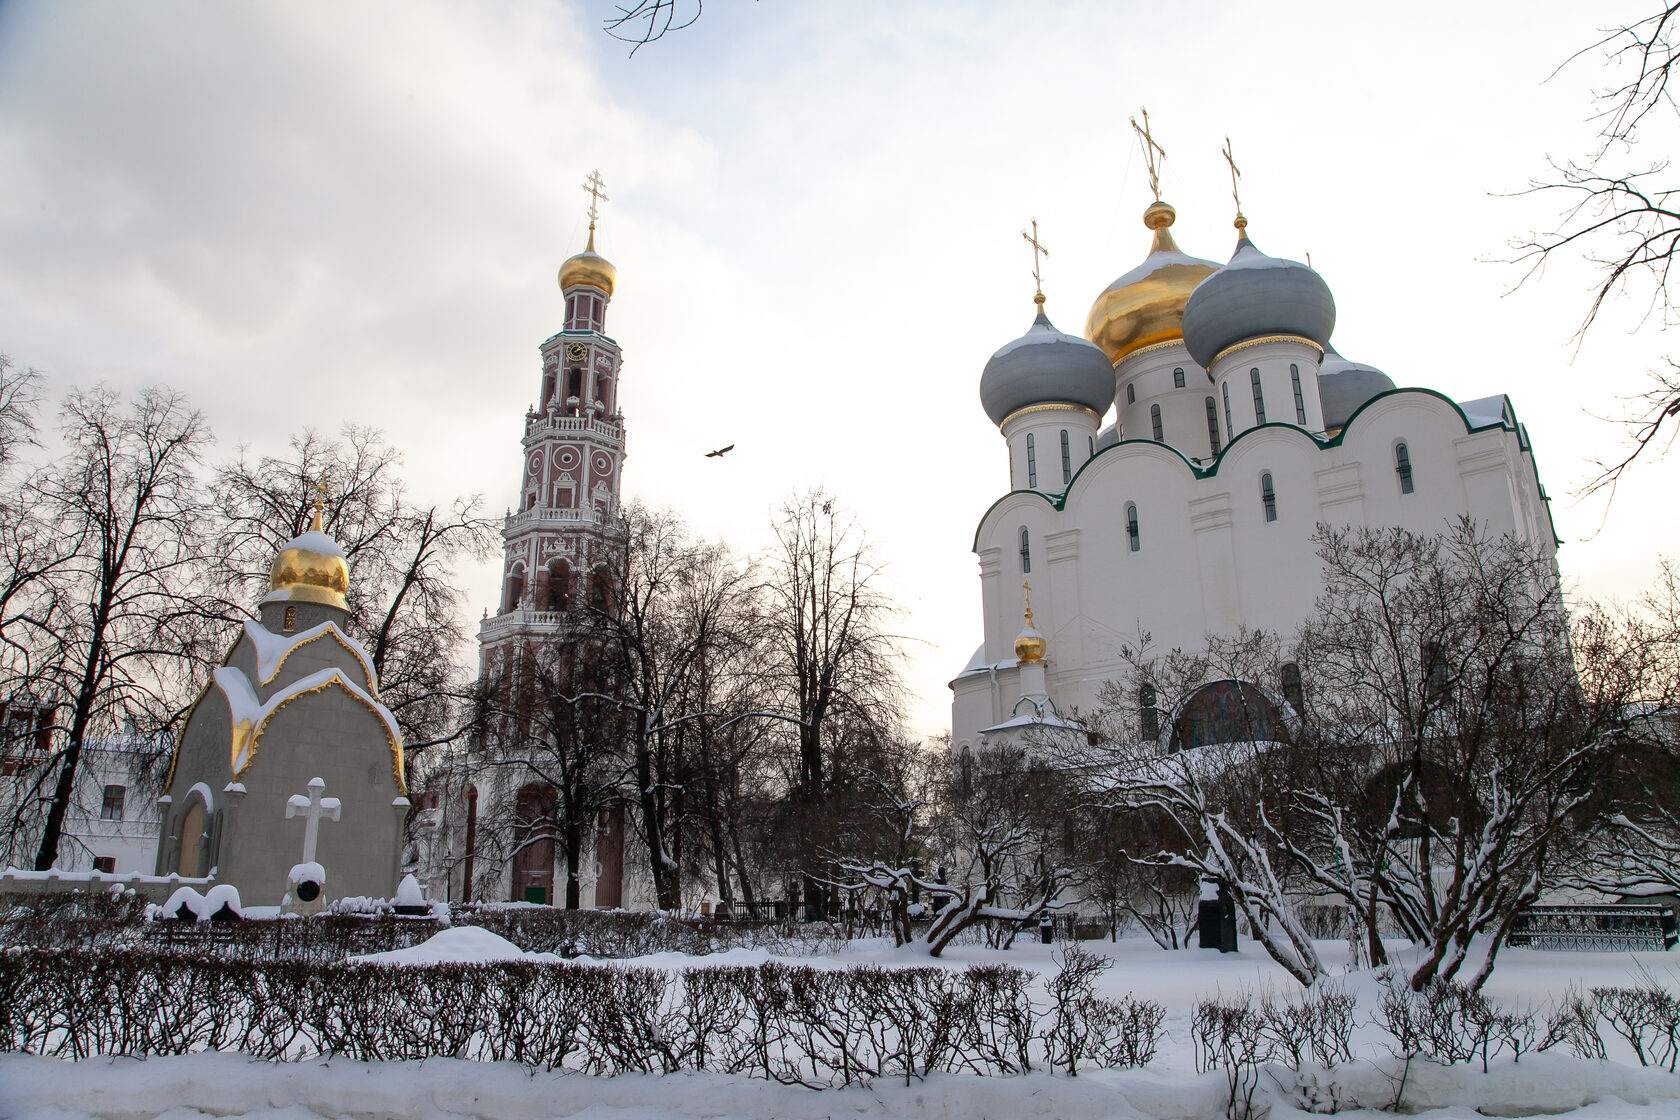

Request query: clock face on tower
[{"left": 565, "top": 342, "right": 587, "bottom": 362}]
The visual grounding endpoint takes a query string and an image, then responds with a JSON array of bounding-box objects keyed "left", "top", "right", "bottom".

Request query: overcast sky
[{"left": 1, "top": 1, "right": 1674, "bottom": 736}]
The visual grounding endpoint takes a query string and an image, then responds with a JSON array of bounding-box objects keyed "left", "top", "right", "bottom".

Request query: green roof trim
[{"left": 974, "top": 386, "right": 1558, "bottom": 551}]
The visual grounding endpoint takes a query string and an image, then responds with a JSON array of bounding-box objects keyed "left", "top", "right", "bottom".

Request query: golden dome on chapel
[
  {"left": 267, "top": 506, "right": 349, "bottom": 610},
  {"left": 1084, "top": 201, "right": 1219, "bottom": 367},
  {"left": 558, "top": 227, "right": 617, "bottom": 298}
]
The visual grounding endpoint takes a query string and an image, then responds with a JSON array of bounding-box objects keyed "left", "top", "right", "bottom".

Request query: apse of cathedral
[
  {"left": 952, "top": 127, "right": 1558, "bottom": 756},
  {"left": 158, "top": 497, "right": 407, "bottom": 905}
]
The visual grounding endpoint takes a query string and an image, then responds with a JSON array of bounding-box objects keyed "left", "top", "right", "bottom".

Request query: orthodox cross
[
  {"left": 304, "top": 474, "right": 328, "bottom": 532},
  {"left": 285, "top": 776, "right": 341, "bottom": 866},
  {"left": 581, "top": 169, "right": 609, "bottom": 230},
  {"left": 1021, "top": 219, "right": 1050, "bottom": 310},
  {"left": 1131, "top": 107, "right": 1168, "bottom": 201},
  {"left": 1022, "top": 580, "right": 1035, "bottom": 626},
  {"left": 1221, "top": 136, "right": 1247, "bottom": 229}
]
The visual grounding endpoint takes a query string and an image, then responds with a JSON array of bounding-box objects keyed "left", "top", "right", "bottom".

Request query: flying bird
[{"left": 705, "top": 444, "right": 735, "bottom": 458}]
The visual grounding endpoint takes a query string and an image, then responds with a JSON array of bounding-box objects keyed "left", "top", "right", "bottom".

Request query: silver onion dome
[
  {"left": 979, "top": 312, "right": 1116, "bottom": 427},
  {"left": 1182, "top": 233, "right": 1336, "bottom": 370}
]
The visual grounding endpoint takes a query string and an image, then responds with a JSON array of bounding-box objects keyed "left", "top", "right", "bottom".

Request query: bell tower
[{"left": 480, "top": 170, "right": 628, "bottom": 674}]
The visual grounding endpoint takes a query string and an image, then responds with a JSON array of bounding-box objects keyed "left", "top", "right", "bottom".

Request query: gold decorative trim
[
  {"left": 234, "top": 673, "right": 407, "bottom": 797},
  {"left": 1211, "top": 334, "right": 1324, "bottom": 366},
  {"left": 1112, "top": 337, "right": 1188, "bottom": 367},
  {"left": 1000, "top": 402, "right": 1103, "bottom": 426},
  {"left": 260, "top": 626, "right": 378, "bottom": 693}
]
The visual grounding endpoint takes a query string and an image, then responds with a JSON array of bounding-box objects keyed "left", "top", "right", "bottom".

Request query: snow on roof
[
  {"left": 980, "top": 711, "right": 1084, "bottom": 735},
  {"left": 990, "top": 317, "right": 1104, "bottom": 359},
  {"left": 1103, "top": 248, "right": 1218, "bottom": 290},
  {"left": 1458, "top": 394, "right": 1513, "bottom": 429},
  {"left": 215, "top": 664, "right": 402, "bottom": 775},
  {"left": 242, "top": 619, "right": 378, "bottom": 690}
]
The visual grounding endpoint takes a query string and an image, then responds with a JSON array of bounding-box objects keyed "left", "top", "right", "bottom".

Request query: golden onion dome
[
  {"left": 267, "top": 507, "right": 349, "bottom": 610},
  {"left": 1084, "top": 201, "right": 1219, "bottom": 367},
  {"left": 558, "top": 226, "right": 617, "bottom": 298},
  {"left": 1013, "top": 586, "right": 1047, "bottom": 664}
]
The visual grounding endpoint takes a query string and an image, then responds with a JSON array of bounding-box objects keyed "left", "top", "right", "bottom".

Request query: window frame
[
  {"left": 1059, "top": 429, "right": 1072, "bottom": 484},
  {"left": 1250, "top": 367, "right": 1267, "bottom": 425},
  {"left": 1396, "top": 441, "right": 1415, "bottom": 494},
  {"left": 1173, "top": 367, "right": 1186, "bottom": 388},
  {"left": 1019, "top": 528, "right": 1031, "bottom": 574},
  {"left": 1125, "top": 503, "right": 1140, "bottom": 552},
  {"left": 1150, "top": 403, "right": 1163, "bottom": 442},
  {"left": 1261, "top": 471, "right": 1278, "bottom": 522},
  {"left": 1291, "top": 363, "right": 1306, "bottom": 425},
  {"left": 1025, "top": 433, "right": 1037, "bottom": 488}
]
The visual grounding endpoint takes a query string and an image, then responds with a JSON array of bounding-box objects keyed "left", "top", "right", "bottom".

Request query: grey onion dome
[
  {"left": 1317, "top": 345, "right": 1395, "bottom": 431},
  {"left": 979, "top": 312, "right": 1116, "bottom": 427},
  {"left": 1181, "top": 233, "right": 1337, "bottom": 369}
]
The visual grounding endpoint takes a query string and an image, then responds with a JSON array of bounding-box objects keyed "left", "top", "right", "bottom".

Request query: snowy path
[{"left": 3, "top": 1051, "right": 1678, "bottom": 1120}]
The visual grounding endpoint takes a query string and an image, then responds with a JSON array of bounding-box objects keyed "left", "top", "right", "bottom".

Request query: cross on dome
[
  {"left": 1021, "top": 219, "right": 1051, "bottom": 310},
  {"left": 582, "top": 169, "right": 609, "bottom": 231},
  {"left": 1130, "top": 107, "right": 1168, "bottom": 202},
  {"left": 1221, "top": 135, "right": 1248, "bottom": 232}
]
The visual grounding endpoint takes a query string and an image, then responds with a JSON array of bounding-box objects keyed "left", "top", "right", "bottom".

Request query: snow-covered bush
[
  {"left": 1591, "top": 979, "right": 1680, "bottom": 1071},
  {"left": 1376, "top": 973, "right": 1536, "bottom": 1072},
  {"left": 0, "top": 946, "right": 1166, "bottom": 1084}
]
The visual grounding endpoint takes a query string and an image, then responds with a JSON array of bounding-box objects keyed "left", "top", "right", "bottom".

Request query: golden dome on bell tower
[
  {"left": 558, "top": 226, "right": 617, "bottom": 298},
  {"left": 1084, "top": 200, "right": 1219, "bottom": 368},
  {"left": 1013, "top": 582, "right": 1047, "bottom": 665},
  {"left": 267, "top": 500, "right": 349, "bottom": 611}
]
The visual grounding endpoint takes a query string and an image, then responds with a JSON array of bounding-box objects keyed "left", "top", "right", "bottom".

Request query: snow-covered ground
[{"left": 5, "top": 935, "right": 1678, "bottom": 1120}]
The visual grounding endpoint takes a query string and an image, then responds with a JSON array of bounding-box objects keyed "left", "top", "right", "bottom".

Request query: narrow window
[
  {"left": 1291, "top": 364, "right": 1306, "bottom": 425},
  {"left": 1125, "top": 503, "right": 1140, "bottom": 552},
  {"left": 1396, "top": 442, "right": 1415, "bottom": 494},
  {"left": 1281, "top": 662, "right": 1304, "bottom": 714},
  {"left": 1223, "top": 382, "right": 1233, "bottom": 440},
  {"left": 1019, "top": 528, "right": 1031, "bottom": 574},
  {"left": 1126, "top": 383, "right": 1136, "bottom": 405},
  {"left": 1140, "top": 684, "right": 1160, "bottom": 741},
  {"left": 1150, "top": 403, "right": 1163, "bottom": 442},
  {"left": 1250, "top": 367, "right": 1266, "bottom": 424},
  {"left": 100, "top": 785, "right": 125, "bottom": 821},
  {"left": 1261, "top": 472, "right": 1277, "bottom": 522},
  {"left": 1060, "top": 429, "right": 1071, "bottom": 484},
  {"left": 1205, "top": 396, "right": 1222, "bottom": 456},
  {"left": 1026, "top": 433, "right": 1037, "bottom": 488},
  {"left": 1087, "top": 435, "right": 1094, "bottom": 458},
  {"left": 1173, "top": 367, "right": 1186, "bottom": 388}
]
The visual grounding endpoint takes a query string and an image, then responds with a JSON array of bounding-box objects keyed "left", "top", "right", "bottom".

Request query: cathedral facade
[{"left": 952, "top": 194, "right": 1556, "bottom": 753}]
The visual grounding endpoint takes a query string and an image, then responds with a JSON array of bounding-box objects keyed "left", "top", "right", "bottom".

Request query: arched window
[
  {"left": 1205, "top": 396, "right": 1222, "bottom": 456},
  {"left": 544, "top": 559, "right": 572, "bottom": 612},
  {"left": 1060, "top": 429, "right": 1072, "bottom": 484},
  {"left": 590, "top": 564, "right": 612, "bottom": 613},
  {"left": 1173, "top": 367, "right": 1186, "bottom": 388},
  {"left": 1291, "top": 364, "right": 1306, "bottom": 425},
  {"left": 1150, "top": 403, "right": 1163, "bottom": 442},
  {"left": 1396, "top": 442, "right": 1415, "bottom": 494},
  {"left": 503, "top": 566, "right": 526, "bottom": 614},
  {"left": 1250, "top": 367, "right": 1267, "bottom": 424},
  {"left": 1261, "top": 472, "right": 1278, "bottom": 522},
  {"left": 1281, "top": 662, "right": 1304, "bottom": 714},
  {"left": 1025, "top": 433, "right": 1037, "bottom": 488},
  {"left": 1019, "top": 528, "right": 1031, "bottom": 574},
  {"left": 1139, "top": 683, "right": 1160, "bottom": 741},
  {"left": 1223, "top": 382, "right": 1234, "bottom": 440},
  {"left": 1126, "top": 383, "right": 1136, "bottom": 405},
  {"left": 1169, "top": 680, "right": 1284, "bottom": 753},
  {"left": 1125, "top": 503, "right": 1140, "bottom": 552},
  {"left": 1088, "top": 435, "right": 1095, "bottom": 458}
]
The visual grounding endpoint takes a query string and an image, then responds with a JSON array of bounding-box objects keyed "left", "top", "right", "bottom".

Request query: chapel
[
  {"left": 951, "top": 145, "right": 1557, "bottom": 754},
  {"left": 156, "top": 501, "right": 408, "bottom": 903}
]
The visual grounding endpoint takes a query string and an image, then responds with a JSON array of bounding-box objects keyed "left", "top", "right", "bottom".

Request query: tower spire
[{"left": 1021, "top": 218, "right": 1051, "bottom": 313}]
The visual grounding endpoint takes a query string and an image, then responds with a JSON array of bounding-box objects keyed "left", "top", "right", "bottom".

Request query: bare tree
[
  {"left": 207, "top": 427, "right": 497, "bottom": 755},
  {"left": 1510, "top": 5, "right": 1680, "bottom": 494},
  {"left": 604, "top": 0, "right": 703, "bottom": 55},
  {"left": 28, "top": 386, "right": 217, "bottom": 870},
  {"left": 760, "top": 490, "right": 904, "bottom": 913}
]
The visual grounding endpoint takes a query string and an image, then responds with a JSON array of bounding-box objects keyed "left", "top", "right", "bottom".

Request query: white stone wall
[{"left": 954, "top": 386, "right": 1555, "bottom": 749}]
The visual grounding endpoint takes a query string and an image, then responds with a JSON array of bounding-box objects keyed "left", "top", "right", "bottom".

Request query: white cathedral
[{"left": 950, "top": 188, "right": 1556, "bottom": 754}]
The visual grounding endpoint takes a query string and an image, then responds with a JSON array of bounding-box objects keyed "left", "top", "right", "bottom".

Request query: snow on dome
[
  {"left": 1181, "top": 233, "right": 1336, "bottom": 370},
  {"left": 395, "top": 873, "right": 426, "bottom": 906},
  {"left": 1318, "top": 345, "right": 1396, "bottom": 431},
  {"left": 1084, "top": 200, "right": 1220, "bottom": 366},
  {"left": 979, "top": 312, "right": 1116, "bottom": 427},
  {"left": 275, "top": 529, "right": 345, "bottom": 558}
]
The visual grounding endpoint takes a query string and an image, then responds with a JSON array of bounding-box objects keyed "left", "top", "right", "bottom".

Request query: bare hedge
[{"left": 0, "top": 947, "right": 1164, "bottom": 1084}]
